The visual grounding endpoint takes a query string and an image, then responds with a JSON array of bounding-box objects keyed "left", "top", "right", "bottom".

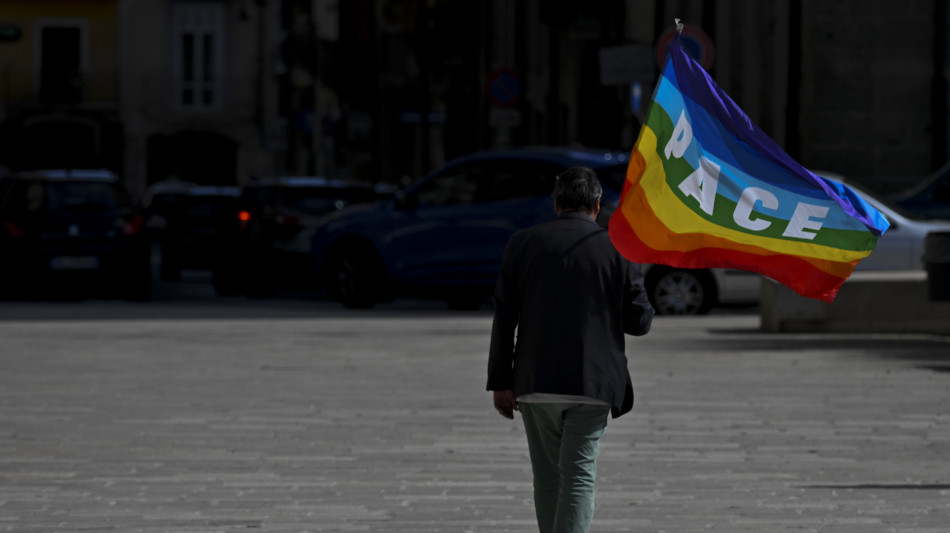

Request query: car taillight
[
  {"left": 121, "top": 214, "right": 145, "bottom": 236},
  {"left": 238, "top": 210, "right": 252, "bottom": 230},
  {"left": 2, "top": 221, "right": 23, "bottom": 237}
]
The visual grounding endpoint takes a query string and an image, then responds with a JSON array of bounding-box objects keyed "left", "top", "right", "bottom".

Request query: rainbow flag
[{"left": 609, "top": 35, "right": 890, "bottom": 303}]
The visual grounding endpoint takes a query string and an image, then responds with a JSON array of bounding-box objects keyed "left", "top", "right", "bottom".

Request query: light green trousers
[{"left": 519, "top": 402, "right": 611, "bottom": 533}]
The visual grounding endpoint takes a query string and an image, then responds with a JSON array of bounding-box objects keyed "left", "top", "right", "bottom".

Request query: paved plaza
[{"left": 0, "top": 296, "right": 948, "bottom": 532}]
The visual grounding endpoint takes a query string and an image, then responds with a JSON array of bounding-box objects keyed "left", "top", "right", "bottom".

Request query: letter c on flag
[{"left": 734, "top": 187, "right": 778, "bottom": 231}]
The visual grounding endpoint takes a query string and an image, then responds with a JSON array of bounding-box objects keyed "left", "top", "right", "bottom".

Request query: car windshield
[
  {"left": 822, "top": 174, "right": 928, "bottom": 222},
  {"left": 278, "top": 187, "right": 374, "bottom": 215},
  {"left": 897, "top": 164, "right": 950, "bottom": 198},
  {"left": 33, "top": 181, "right": 128, "bottom": 212},
  {"left": 186, "top": 196, "right": 236, "bottom": 217}
]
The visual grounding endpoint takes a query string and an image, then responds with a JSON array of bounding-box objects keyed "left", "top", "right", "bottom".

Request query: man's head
[{"left": 553, "top": 166, "right": 602, "bottom": 217}]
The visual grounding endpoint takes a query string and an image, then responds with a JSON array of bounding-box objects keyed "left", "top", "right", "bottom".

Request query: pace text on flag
[{"left": 608, "top": 34, "right": 890, "bottom": 303}]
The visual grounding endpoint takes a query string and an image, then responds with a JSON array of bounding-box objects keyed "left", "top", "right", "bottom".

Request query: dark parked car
[
  {"left": 891, "top": 163, "right": 950, "bottom": 220},
  {"left": 212, "top": 176, "right": 378, "bottom": 297},
  {"left": 0, "top": 169, "right": 151, "bottom": 300},
  {"left": 311, "top": 147, "right": 764, "bottom": 313},
  {"left": 141, "top": 179, "right": 197, "bottom": 237},
  {"left": 142, "top": 183, "right": 240, "bottom": 280},
  {"left": 310, "top": 147, "right": 634, "bottom": 309}
]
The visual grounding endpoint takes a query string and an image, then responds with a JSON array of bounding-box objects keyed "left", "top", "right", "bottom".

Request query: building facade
[
  {"left": 0, "top": 0, "right": 124, "bottom": 175},
  {"left": 0, "top": 0, "right": 947, "bottom": 197},
  {"left": 119, "top": 0, "right": 275, "bottom": 192}
]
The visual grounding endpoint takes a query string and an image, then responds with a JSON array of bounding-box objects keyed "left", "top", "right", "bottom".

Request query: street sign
[
  {"left": 599, "top": 44, "right": 654, "bottom": 85},
  {"left": 485, "top": 68, "right": 521, "bottom": 108},
  {"left": 489, "top": 107, "right": 521, "bottom": 128},
  {"left": 630, "top": 82, "right": 643, "bottom": 115}
]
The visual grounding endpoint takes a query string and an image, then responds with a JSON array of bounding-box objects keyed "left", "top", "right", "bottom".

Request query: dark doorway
[{"left": 39, "top": 26, "right": 83, "bottom": 103}]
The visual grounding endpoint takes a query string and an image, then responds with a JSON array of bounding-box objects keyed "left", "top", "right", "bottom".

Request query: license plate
[{"left": 50, "top": 255, "right": 101, "bottom": 270}]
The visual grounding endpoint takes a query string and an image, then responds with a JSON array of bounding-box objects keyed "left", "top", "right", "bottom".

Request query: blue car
[{"left": 311, "top": 147, "right": 630, "bottom": 309}]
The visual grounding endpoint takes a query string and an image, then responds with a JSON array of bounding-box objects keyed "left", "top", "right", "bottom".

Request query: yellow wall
[{"left": 0, "top": 0, "right": 119, "bottom": 102}]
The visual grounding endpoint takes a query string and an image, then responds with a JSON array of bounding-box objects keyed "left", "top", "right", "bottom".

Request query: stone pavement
[{"left": 0, "top": 300, "right": 949, "bottom": 532}]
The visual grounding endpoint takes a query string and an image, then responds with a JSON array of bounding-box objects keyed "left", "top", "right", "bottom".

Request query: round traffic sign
[
  {"left": 656, "top": 25, "right": 715, "bottom": 70},
  {"left": 485, "top": 68, "right": 521, "bottom": 108}
]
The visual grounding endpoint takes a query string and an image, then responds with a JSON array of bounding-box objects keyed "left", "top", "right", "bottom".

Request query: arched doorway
[{"left": 0, "top": 114, "right": 122, "bottom": 172}]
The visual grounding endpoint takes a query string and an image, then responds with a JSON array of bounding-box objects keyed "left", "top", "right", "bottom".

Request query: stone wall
[{"left": 799, "top": 0, "right": 943, "bottom": 193}]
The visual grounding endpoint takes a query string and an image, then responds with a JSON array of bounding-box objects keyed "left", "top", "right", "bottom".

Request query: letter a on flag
[{"left": 608, "top": 31, "right": 890, "bottom": 303}]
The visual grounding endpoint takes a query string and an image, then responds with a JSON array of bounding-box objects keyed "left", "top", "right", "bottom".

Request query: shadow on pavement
[
  {"left": 662, "top": 327, "right": 950, "bottom": 374},
  {"left": 0, "top": 267, "right": 496, "bottom": 321},
  {"left": 0, "top": 297, "right": 492, "bottom": 321}
]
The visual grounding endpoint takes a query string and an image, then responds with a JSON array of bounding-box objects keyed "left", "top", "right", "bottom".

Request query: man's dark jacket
[{"left": 487, "top": 211, "right": 654, "bottom": 418}]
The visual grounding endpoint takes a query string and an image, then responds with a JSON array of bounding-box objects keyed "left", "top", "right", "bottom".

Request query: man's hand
[{"left": 492, "top": 390, "right": 518, "bottom": 419}]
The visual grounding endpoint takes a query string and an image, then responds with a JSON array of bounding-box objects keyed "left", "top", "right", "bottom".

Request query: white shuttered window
[{"left": 172, "top": 3, "right": 224, "bottom": 110}]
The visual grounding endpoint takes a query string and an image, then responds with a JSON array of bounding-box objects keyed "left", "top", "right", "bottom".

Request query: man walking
[{"left": 487, "top": 166, "right": 654, "bottom": 532}]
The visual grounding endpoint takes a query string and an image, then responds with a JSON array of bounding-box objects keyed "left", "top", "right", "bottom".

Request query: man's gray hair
[{"left": 553, "top": 166, "right": 602, "bottom": 213}]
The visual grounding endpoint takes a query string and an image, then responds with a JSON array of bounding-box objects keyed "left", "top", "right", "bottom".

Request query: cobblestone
[{"left": 1, "top": 302, "right": 948, "bottom": 532}]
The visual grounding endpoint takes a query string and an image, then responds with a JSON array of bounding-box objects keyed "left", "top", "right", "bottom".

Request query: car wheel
[
  {"left": 120, "top": 267, "right": 153, "bottom": 302},
  {"left": 326, "top": 242, "right": 384, "bottom": 309},
  {"left": 212, "top": 265, "right": 242, "bottom": 296},
  {"left": 159, "top": 243, "right": 181, "bottom": 281},
  {"left": 645, "top": 267, "right": 715, "bottom": 315},
  {"left": 243, "top": 245, "right": 276, "bottom": 299},
  {"left": 210, "top": 243, "right": 244, "bottom": 296}
]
